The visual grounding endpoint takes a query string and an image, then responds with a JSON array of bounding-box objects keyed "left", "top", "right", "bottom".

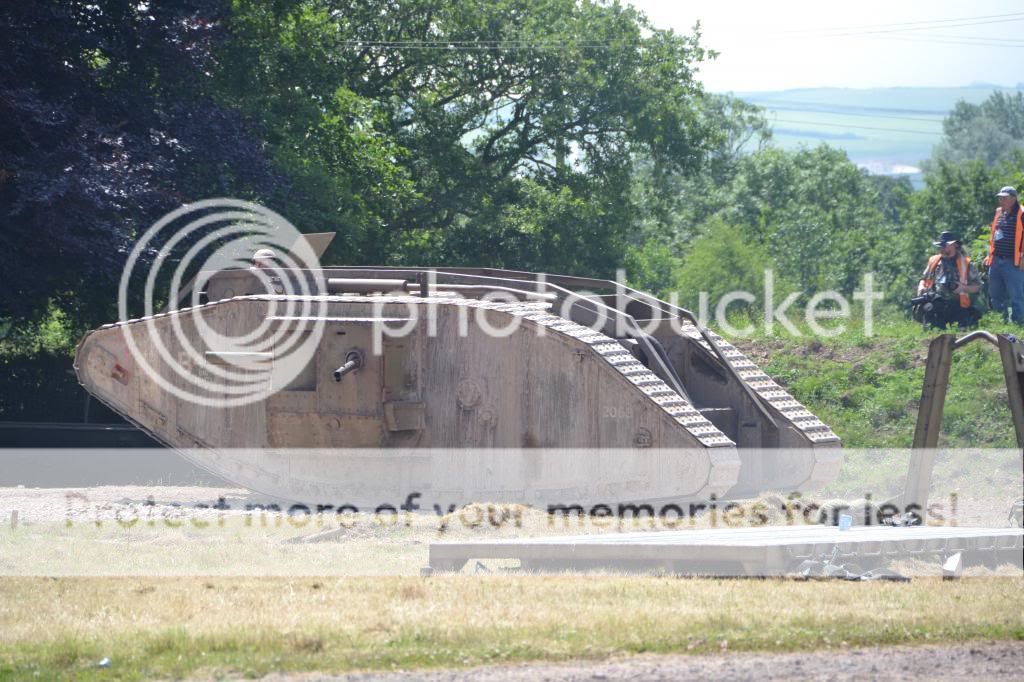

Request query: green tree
[
  {"left": 220, "top": 0, "right": 717, "bottom": 274},
  {"left": 625, "top": 94, "right": 772, "bottom": 293},
  {"left": 671, "top": 217, "right": 796, "bottom": 313},
  {"left": 0, "top": 0, "right": 281, "bottom": 324},
  {"left": 930, "top": 91, "right": 1024, "bottom": 166},
  {"left": 719, "top": 146, "right": 898, "bottom": 297},
  {"left": 630, "top": 137, "right": 924, "bottom": 310}
]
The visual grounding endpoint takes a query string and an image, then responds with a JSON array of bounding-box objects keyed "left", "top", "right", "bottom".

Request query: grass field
[{"left": 0, "top": 576, "right": 1021, "bottom": 680}]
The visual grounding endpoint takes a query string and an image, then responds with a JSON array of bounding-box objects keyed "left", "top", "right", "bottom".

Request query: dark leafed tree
[{"left": 0, "top": 1, "right": 279, "bottom": 323}]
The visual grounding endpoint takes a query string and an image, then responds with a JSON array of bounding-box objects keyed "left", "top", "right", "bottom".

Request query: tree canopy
[
  {"left": 218, "top": 0, "right": 719, "bottom": 271},
  {"left": 0, "top": 1, "right": 282, "bottom": 322}
]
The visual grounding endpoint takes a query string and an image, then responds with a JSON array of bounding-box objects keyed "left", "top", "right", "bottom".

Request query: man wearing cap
[
  {"left": 251, "top": 247, "right": 286, "bottom": 294},
  {"left": 916, "top": 231, "right": 982, "bottom": 329},
  {"left": 251, "top": 248, "right": 277, "bottom": 269},
  {"left": 984, "top": 186, "right": 1024, "bottom": 324}
]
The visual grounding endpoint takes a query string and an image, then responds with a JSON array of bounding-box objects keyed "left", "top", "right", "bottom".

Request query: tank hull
[{"left": 76, "top": 271, "right": 841, "bottom": 505}]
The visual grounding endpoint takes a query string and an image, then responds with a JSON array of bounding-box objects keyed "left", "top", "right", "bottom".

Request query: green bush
[{"left": 671, "top": 217, "right": 799, "bottom": 314}]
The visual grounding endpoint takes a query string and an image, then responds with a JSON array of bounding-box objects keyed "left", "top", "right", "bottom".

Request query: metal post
[
  {"left": 911, "top": 334, "right": 955, "bottom": 449},
  {"left": 905, "top": 334, "right": 955, "bottom": 514},
  {"left": 997, "top": 336, "right": 1024, "bottom": 448}
]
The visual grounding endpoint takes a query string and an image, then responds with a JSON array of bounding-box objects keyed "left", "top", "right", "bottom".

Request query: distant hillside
[
  {"left": 734, "top": 85, "right": 1022, "bottom": 112},
  {"left": 729, "top": 86, "right": 1024, "bottom": 185}
]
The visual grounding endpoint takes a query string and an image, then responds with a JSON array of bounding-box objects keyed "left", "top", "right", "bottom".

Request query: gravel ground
[
  {"left": 252, "top": 642, "right": 1024, "bottom": 681},
  {"left": 0, "top": 484, "right": 266, "bottom": 525}
]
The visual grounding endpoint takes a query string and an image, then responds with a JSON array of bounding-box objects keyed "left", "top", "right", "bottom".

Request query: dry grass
[{"left": 0, "top": 575, "right": 1022, "bottom": 680}]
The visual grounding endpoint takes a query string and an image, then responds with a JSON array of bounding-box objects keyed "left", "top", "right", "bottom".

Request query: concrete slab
[{"left": 429, "top": 525, "right": 1024, "bottom": 576}]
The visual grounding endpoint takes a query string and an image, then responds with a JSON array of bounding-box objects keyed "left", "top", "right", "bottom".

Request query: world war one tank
[{"left": 75, "top": 247, "right": 841, "bottom": 508}]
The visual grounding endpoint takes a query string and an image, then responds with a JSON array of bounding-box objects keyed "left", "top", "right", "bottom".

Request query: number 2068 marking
[{"left": 604, "top": 405, "right": 630, "bottom": 419}]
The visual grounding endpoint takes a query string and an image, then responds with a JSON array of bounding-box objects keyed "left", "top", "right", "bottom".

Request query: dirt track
[{"left": 256, "top": 642, "right": 1024, "bottom": 681}]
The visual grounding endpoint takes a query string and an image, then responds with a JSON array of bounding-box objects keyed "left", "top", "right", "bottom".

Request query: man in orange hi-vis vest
[
  {"left": 984, "top": 186, "right": 1024, "bottom": 324},
  {"left": 915, "top": 231, "right": 982, "bottom": 330}
]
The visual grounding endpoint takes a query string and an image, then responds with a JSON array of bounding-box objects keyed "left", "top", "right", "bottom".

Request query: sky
[{"left": 626, "top": 0, "right": 1024, "bottom": 92}]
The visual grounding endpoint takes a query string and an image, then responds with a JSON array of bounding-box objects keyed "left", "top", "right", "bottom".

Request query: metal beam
[
  {"left": 997, "top": 335, "right": 1024, "bottom": 448},
  {"left": 905, "top": 332, "right": 1024, "bottom": 516},
  {"left": 904, "top": 335, "right": 955, "bottom": 515}
]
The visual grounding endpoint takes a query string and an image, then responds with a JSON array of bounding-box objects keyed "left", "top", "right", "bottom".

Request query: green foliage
[
  {"left": 931, "top": 91, "right": 1024, "bottom": 166},
  {"left": 727, "top": 146, "right": 892, "bottom": 295},
  {"left": 623, "top": 241, "right": 680, "bottom": 298},
  {"left": 0, "top": 304, "right": 75, "bottom": 359},
  {"left": 626, "top": 93, "right": 772, "bottom": 280},
  {"left": 741, "top": 314, "right": 1021, "bottom": 450},
  {"left": 637, "top": 142, "right": 910, "bottom": 307},
  {"left": 35, "top": 306, "right": 73, "bottom": 356},
  {"left": 408, "top": 178, "right": 615, "bottom": 273},
  {"left": 671, "top": 217, "right": 794, "bottom": 311},
  {"left": 0, "top": 303, "right": 88, "bottom": 421},
  {"left": 219, "top": 0, "right": 715, "bottom": 273}
]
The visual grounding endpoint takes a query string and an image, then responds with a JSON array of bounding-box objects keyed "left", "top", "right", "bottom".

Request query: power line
[
  {"left": 338, "top": 43, "right": 630, "bottom": 51},
  {"left": 741, "top": 98, "right": 952, "bottom": 116},
  {"left": 854, "top": 16, "right": 1024, "bottom": 35},
  {"left": 342, "top": 40, "right": 619, "bottom": 45},
  {"left": 340, "top": 40, "right": 634, "bottom": 47},
  {"left": 774, "top": 16, "right": 1024, "bottom": 42},
  {"left": 770, "top": 16, "right": 1024, "bottom": 46},
  {"left": 340, "top": 39, "right": 1024, "bottom": 52},
  {"left": 864, "top": 34, "right": 1024, "bottom": 47},
  {"left": 329, "top": 12, "right": 1024, "bottom": 51},
  {"left": 338, "top": 27, "right": 1024, "bottom": 51},
  {"left": 768, "top": 118, "right": 942, "bottom": 136},
  {"left": 757, "top": 107, "right": 944, "bottom": 124},
  {"left": 904, "top": 33, "right": 1024, "bottom": 44},
  {"left": 774, "top": 11, "right": 1024, "bottom": 35}
]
